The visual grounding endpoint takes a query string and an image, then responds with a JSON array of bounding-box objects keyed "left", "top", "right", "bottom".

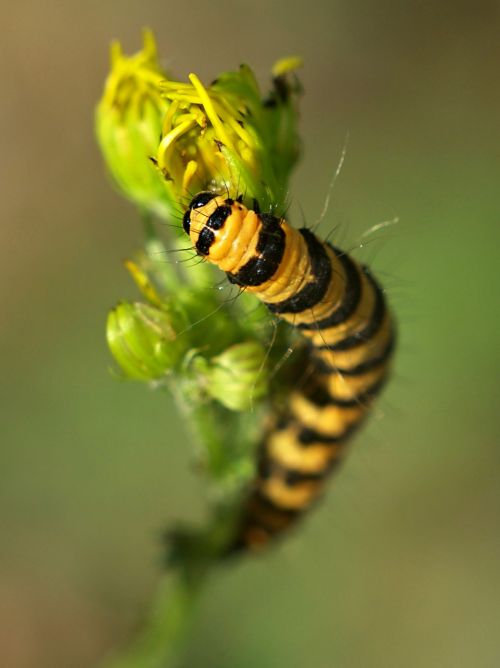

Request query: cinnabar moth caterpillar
[{"left": 183, "top": 192, "right": 395, "bottom": 551}]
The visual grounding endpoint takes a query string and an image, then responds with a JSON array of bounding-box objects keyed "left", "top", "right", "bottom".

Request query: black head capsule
[
  {"left": 182, "top": 209, "right": 191, "bottom": 234},
  {"left": 183, "top": 192, "right": 216, "bottom": 235},
  {"left": 189, "top": 191, "right": 216, "bottom": 210}
]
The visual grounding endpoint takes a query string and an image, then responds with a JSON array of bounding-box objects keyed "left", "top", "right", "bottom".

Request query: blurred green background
[{"left": 1, "top": 1, "right": 499, "bottom": 666}]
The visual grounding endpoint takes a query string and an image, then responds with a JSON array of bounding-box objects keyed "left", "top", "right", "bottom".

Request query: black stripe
[
  {"left": 195, "top": 227, "right": 215, "bottom": 255},
  {"left": 297, "top": 423, "right": 358, "bottom": 446},
  {"left": 265, "top": 229, "right": 332, "bottom": 314},
  {"left": 227, "top": 214, "right": 285, "bottom": 287},
  {"left": 275, "top": 414, "right": 290, "bottom": 431},
  {"left": 282, "top": 464, "right": 333, "bottom": 485},
  {"left": 301, "top": 376, "right": 387, "bottom": 408},
  {"left": 257, "top": 454, "right": 273, "bottom": 480},
  {"left": 228, "top": 476, "right": 300, "bottom": 554},
  {"left": 258, "top": 452, "right": 330, "bottom": 485},
  {"left": 207, "top": 205, "right": 232, "bottom": 230},
  {"left": 315, "top": 334, "right": 395, "bottom": 376},
  {"left": 317, "top": 271, "right": 386, "bottom": 351},
  {"left": 297, "top": 247, "right": 362, "bottom": 330},
  {"left": 250, "top": 490, "right": 300, "bottom": 519}
]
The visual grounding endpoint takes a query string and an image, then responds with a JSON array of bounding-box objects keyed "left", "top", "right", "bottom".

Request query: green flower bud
[
  {"left": 175, "top": 289, "right": 240, "bottom": 355},
  {"left": 204, "top": 341, "right": 269, "bottom": 411},
  {"left": 95, "top": 30, "right": 177, "bottom": 219},
  {"left": 107, "top": 301, "right": 188, "bottom": 381}
]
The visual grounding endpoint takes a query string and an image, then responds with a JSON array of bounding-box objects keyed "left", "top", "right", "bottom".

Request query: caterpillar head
[
  {"left": 182, "top": 192, "right": 252, "bottom": 266},
  {"left": 182, "top": 192, "right": 216, "bottom": 235},
  {"left": 182, "top": 191, "right": 284, "bottom": 283}
]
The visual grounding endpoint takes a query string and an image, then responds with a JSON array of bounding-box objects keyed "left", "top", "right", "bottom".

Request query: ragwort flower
[{"left": 96, "top": 31, "right": 302, "bottom": 223}]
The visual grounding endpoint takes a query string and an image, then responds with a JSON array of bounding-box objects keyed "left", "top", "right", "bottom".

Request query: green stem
[
  {"left": 169, "top": 380, "right": 228, "bottom": 480},
  {"left": 99, "top": 569, "right": 206, "bottom": 668},
  {"left": 190, "top": 402, "right": 231, "bottom": 478}
]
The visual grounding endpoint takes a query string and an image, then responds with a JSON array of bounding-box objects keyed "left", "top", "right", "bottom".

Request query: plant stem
[{"left": 99, "top": 568, "right": 207, "bottom": 668}]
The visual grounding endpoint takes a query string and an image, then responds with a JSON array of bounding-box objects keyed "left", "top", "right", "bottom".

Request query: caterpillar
[{"left": 182, "top": 192, "right": 395, "bottom": 551}]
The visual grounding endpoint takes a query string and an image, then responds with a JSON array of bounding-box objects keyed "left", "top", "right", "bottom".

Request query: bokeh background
[{"left": 2, "top": 1, "right": 499, "bottom": 667}]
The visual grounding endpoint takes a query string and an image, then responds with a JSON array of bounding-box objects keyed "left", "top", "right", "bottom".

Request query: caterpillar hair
[{"left": 183, "top": 192, "right": 395, "bottom": 551}]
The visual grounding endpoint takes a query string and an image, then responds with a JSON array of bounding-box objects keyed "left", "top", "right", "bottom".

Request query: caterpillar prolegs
[{"left": 183, "top": 192, "right": 395, "bottom": 551}]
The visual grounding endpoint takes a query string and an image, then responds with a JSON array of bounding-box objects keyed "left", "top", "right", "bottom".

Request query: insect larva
[{"left": 183, "top": 192, "right": 395, "bottom": 550}]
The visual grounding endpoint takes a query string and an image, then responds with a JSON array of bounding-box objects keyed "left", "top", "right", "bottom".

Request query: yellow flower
[
  {"left": 96, "top": 30, "right": 302, "bottom": 220},
  {"left": 96, "top": 30, "right": 176, "bottom": 219},
  {"left": 157, "top": 61, "right": 302, "bottom": 211}
]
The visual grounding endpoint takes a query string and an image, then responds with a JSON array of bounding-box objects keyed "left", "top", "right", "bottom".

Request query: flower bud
[
  {"left": 95, "top": 30, "right": 177, "bottom": 219},
  {"left": 204, "top": 342, "right": 268, "bottom": 411},
  {"left": 106, "top": 301, "right": 187, "bottom": 381}
]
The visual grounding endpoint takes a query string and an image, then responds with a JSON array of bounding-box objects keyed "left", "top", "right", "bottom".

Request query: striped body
[{"left": 183, "top": 193, "right": 395, "bottom": 550}]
